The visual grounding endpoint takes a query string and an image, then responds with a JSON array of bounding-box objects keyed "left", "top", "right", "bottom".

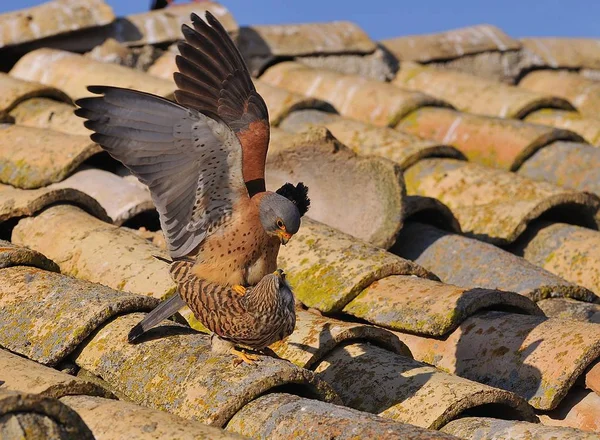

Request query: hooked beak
[
  {"left": 278, "top": 230, "right": 293, "bottom": 245},
  {"left": 274, "top": 268, "right": 286, "bottom": 279}
]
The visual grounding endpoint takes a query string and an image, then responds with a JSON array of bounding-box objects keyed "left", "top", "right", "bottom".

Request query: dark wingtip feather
[
  {"left": 127, "top": 323, "right": 145, "bottom": 343},
  {"left": 87, "top": 85, "right": 109, "bottom": 94},
  {"left": 276, "top": 182, "right": 310, "bottom": 217},
  {"left": 153, "top": 255, "right": 173, "bottom": 264}
]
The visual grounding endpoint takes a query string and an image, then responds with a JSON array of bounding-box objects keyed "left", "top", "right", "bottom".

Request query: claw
[
  {"left": 231, "top": 348, "right": 260, "bottom": 366},
  {"left": 232, "top": 284, "right": 247, "bottom": 296}
]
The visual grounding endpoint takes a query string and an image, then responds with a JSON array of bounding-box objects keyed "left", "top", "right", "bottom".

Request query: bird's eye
[{"left": 276, "top": 219, "right": 284, "bottom": 229}]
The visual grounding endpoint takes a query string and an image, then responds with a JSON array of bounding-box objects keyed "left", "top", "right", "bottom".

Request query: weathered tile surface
[
  {"left": 393, "top": 222, "right": 596, "bottom": 302},
  {"left": 521, "top": 38, "right": 600, "bottom": 70},
  {"left": 0, "top": 239, "right": 59, "bottom": 272},
  {"left": 404, "top": 158, "right": 600, "bottom": 245},
  {"left": 537, "top": 298, "right": 600, "bottom": 322},
  {"left": 261, "top": 61, "right": 449, "bottom": 127},
  {"left": 0, "top": 73, "right": 70, "bottom": 116},
  {"left": 398, "top": 107, "right": 583, "bottom": 170},
  {"left": 525, "top": 109, "right": 600, "bottom": 146},
  {"left": 539, "top": 388, "right": 600, "bottom": 433},
  {"left": 9, "top": 97, "right": 90, "bottom": 136}
]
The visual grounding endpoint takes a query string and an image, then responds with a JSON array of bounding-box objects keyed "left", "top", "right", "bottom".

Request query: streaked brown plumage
[{"left": 172, "top": 261, "right": 296, "bottom": 363}]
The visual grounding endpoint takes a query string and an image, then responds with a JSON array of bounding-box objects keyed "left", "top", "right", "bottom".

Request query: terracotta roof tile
[
  {"left": 261, "top": 61, "right": 450, "bottom": 126},
  {"left": 404, "top": 158, "right": 599, "bottom": 245},
  {"left": 0, "top": 0, "right": 114, "bottom": 50},
  {"left": 539, "top": 388, "right": 600, "bottom": 433},
  {"left": 228, "top": 392, "right": 460, "bottom": 439},
  {"left": 0, "top": 389, "right": 94, "bottom": 439},
  {"left": 112, "top": 2, "right": 237, "bottom": 47},
  {"left": 393, "top": 222, "right": 596, "bottom": 302},
  {"left": 0, "top": 182, "right": 108, "bottom": 225},
  {"left": 525, "top": 109, "right": 600, "bottom": 146},
  {"left": 521, "top": 38, "right": 600, "bottom": 70},
  {"left": 511, "top": 221, "right": 600, "bottom": 298},
  {"left": 0, "top": 124, "right": 100, "bottom": 188},
  {"left": 397, "top": 311, "right": 600, "bottom": 410},
  {"left": 313, "top": 342, "right": 537, "bottom": 429},
  {"left": 279, "top": 109, "right": 465, "bottom": 170},
  {"left": 267, "top": 127, "right": 406, "bottom": 248},
  {"left": 0, "top": 73, "right": 71, "bottom": 117},
  {"left": 393, "top": 62, "right": 574, "bottom": 118},
  {"left": 380, "top": 24, "right": 521, "bottom": 63},
  {"left": 0, "top": 238, "right": 59, "bottom": 271},
  {"left": 10, "top": 48, "right": 176, "bottom": 100},
  {"left": 397, "top": 107, "right": 583, "bottom": 171},
  {"left": 442, "top": 416, "right": 600, "bottom": 439},
  {"left": 537, "top": 298, "right": 600, "bottom": 322},
  {"left": 9, "top": 97, "right": 90, "bottom": 136},
  {"left": 520, "top": 70, "right": 600, "bottom": 119}
]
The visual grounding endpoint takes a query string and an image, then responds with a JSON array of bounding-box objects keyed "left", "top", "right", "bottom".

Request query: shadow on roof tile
[
  {"left": 9, "top": 97, "right": 90, "bottom": 136},
  {"left": 404, "top": 158, "right": 600, "bottom": 245},
  {"left": 0, "top": 390, "right": 94, "bottom": 440},
  {"left": 0, "top": 0, "right": 114, "bottom": 50},
  {"left": 402, "top": 195, "right": 461, "bottom": 233},
  {"left": 520, "top": 70, "right": 600, "bottom": 119},
  {"left": 442, "top": 416, "right": 600, "bottom": 439},
  {"left": 10, "top": 48, "right": 176, "bottom": 100},
  {"left": 539, "top": 388, "right": 600, "bottom": 433},
  {"left": 62, "top": 395, "right": 248, "bottom": 440},
  {"left": 0, "top": 183, "right": 108, "bottom": 225},
  {"left": 314, "top": 343, "right": 537, "bottom": 429},
  {"left": 393, "top": 222, "right": 596, "bottom": 303},
  {"left": 510, "top": 221, "right": 600, "bottom": 297},
  {"left": 537, "top": 298, "right": 600, "bottom": 322},
  {"left": 397, "top": 311, "right": 600, "bottom": 411},
  {"left": 0, "top": 125, "right": 101, "bottom": 189},
  {"left": 12, "top": 205, "right": 175, "bottom": 300},
  {"left": 525, "top": 109, "right": 600, "bottom": 146},
  {"left": 521, "top": 38, "right": 600, "bottom": 70},
  {"left": 0, "top": 73, "right": 71, "bottom": 117},
  {"left": 267, "top": 127, "right": 407, "bottom": 248},
  {"left": 397, "top": 107, "right": 583, "bottom": 171},
  {"left": 393, "top": 63, "right": 574, "bottom": 119},
  {"left": 228, "top": 393, "right": 458, "bottom": 439},
  {"left": 261, "top": 61, "right": 451, "bottom": 127},
  {"left": 279, "top": 109, "right": 465, "bottom": 170}
]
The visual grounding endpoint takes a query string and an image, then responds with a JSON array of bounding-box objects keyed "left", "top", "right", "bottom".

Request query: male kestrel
[{"left": 76, "top": 12, "right": 310, "bottom": 343}]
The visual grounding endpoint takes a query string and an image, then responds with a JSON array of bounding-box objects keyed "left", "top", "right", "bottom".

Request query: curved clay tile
[
  {"left": 393, "top": 222, "right": 596, "bottom": 302},
  {"left": 279, "top": 109, "right": 465, "bottom": 170},
  {"left": 0, "top": 73, "right": 71, "bottom": 116},
  {"left": 61, "top": 395, "right": 248, "bottom": 440},
  {"left": 525, "top": 109, "right": 600, "bottom": 146},
  {"left": 402, "top": 195, "right": 461, "bottom": 233},
  {"left": 50, "top": 168, "right": 154, "bottom": 225},
  {"left": 0, "top": 125, "right": 101, "bottom": 189},
  {"left": 442, "top": 416, "right": 600, "bottom": 440},
  {"left": 74, "top": 313, "right": 338, "bottom": 426},
  {"left": 520, "top": 70, "right": 600, "bottom": 119},
  {"left": 147, "top": 50, "right": 178, "bottom": 79},
  {"left": 9, "top": 97, "right": 90, "bottom": 136},
  {"left": 397, "top": 107, "right": 583, "bottom": 171},
  {"left": 0, "top": 265, "right": 157, "bottom": 366},
  {"left": 12, "top": 205, "right": 175, "bottom": 300},
  {"left": 0, "top": 0, "right": 114, "bottom": 49},
  {"left": 404, "top": 158, "right": 600, "bottom": 245},
  {"left": 521, "top": 38, "right": 600, "bottom": 70},
  {"left": 396, "top": 311, "right": 600, "bottom": 410},
  {"left": 0, "top": 183, "right": 108, "bottom": 223},
  {"left": 380, "top": 24, "right": 520, "bottom": 63},
  {"left": 393, "top": 63, "right": 574, "bottom": 119},
  {"left": 518, "top": 141, "right": 600, "bottom": 198},
  {"left": 510, "top": 221, "right": 600, "bottom": 297},
  {"left": 314, "top": 343, "right": 537, "bottom": 429},
  {"left": 539, "top": 388, "right": 600, "bottom": 433},
  {"left": 0, "top": 239, "right": 59, "bottom": 272},
  {"left": 261, "top": 62, "right": 450, "bottom": 127},
  {"left": 228, "top": 393, "right": 459, "bottom": 440},
  {"left": 0, "top": 349, "right": 109, "bottom": 399},
  {"left": 537, "top": 298, "right": 600, "bottom": 322},
  {"left": 267, "top": 127, "right": 407, "bottom": 248},
  {"left": 10, "top": 49, "right": 176, "bottom": 100},
  {"left": 112, "top": 2, "right": 237, "bottom": 47},
  {"left": 0, "top": 390, "right": 94, "bottom": 440}
]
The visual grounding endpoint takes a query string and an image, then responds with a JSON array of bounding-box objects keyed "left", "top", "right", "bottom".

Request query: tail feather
[{"left": 128, "top": 293, "right": 186, "bottom": 342}]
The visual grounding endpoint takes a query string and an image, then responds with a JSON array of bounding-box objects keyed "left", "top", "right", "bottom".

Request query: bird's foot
[
  {"left": 232, "top": 284, "right": 247, "bottom": 296},
  {"left": 231, "top": 348, "right": 261, "bottom": 366}
]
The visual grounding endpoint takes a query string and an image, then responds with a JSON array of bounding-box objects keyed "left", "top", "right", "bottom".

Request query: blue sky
[{"left": 2, "top": 0, "right": 598, "bottom": 41}]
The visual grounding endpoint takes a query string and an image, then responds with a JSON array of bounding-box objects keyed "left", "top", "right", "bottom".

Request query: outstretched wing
[
  {"left": 174, "top": 11, "right": 270, "bottom": 196},
  {"left": 75, "top": 85, "right": 247, "bottom": 258}
]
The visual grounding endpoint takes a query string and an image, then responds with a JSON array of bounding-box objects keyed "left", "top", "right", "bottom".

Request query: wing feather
[{"left": 76, "top": 85, "right": 247, "bottom": 258}]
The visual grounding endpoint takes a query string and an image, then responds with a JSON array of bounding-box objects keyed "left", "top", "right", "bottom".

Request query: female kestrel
[{"left": 75, "top": 12, "right": 310, "bottom": 341}]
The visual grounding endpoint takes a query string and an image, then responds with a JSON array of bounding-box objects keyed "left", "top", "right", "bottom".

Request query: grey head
[{"left": 259, "top": 192, "right": 301, "bottom": 245}]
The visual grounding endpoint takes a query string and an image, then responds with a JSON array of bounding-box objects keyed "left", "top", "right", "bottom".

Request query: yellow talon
[
  {"left": 232, "top": 284, "right": 247, "bottom": 295},
  {"left": 231, "top": 348, "right": 260, "bottom": 366}
]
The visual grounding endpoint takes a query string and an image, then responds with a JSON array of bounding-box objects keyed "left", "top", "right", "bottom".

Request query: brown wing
[{"left": 174, "top": 11, "right": 270, "bottom": 196}]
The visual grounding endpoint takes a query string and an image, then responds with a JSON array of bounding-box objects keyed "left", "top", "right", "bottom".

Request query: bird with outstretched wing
[{"left": 75, "top": 12, "right": 309, "bottom": 361}]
